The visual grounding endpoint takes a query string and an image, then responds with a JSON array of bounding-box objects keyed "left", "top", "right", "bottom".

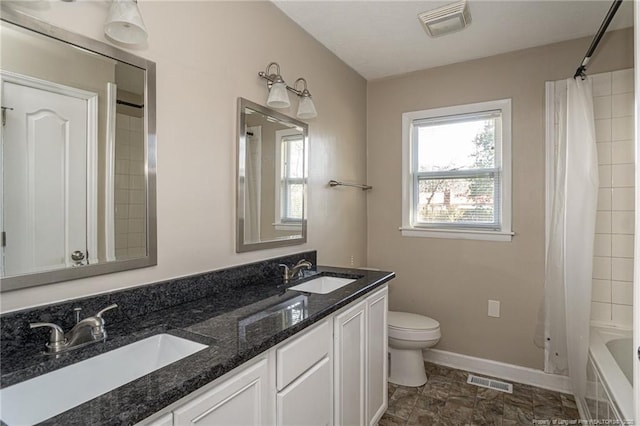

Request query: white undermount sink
[
  {"left": 0, "top": 333, "right": 207, "bottom": 425},
  {"left": 288, "top": 276, "right": 356, "bottom": 294}
]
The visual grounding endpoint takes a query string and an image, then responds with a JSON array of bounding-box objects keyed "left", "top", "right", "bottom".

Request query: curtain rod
[
  {"left": 117, "top": 99, "right": 144, "bottom": 109},
  {"left": 574, "top": 0, "right": 623, "bottom": 79}
]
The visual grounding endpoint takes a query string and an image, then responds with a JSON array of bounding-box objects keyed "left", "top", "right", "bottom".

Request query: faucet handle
[
  {"left": 96, "top": 304, "right": 118, "bottom": 319},
  {"left": 279, "top": 264, "right": 290, "bottom": 273},
  {"left": 30, "top": 322, "right": 67, "bottom": 350}
]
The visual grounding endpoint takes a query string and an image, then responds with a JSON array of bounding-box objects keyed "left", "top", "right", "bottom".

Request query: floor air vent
[{"left": 466, "top": 374, "right": 513, "bottom": 393}]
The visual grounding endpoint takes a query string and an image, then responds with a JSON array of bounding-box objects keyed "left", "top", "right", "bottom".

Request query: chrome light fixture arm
[
  {"left": 291, "top": 78, "right": 311, "bottom": 98},
  {"left": 257, "top": 64, "right": 310, "bottom": 97},
  {"left": 258, "top": 62, "right": 286, "bottom": 89}
]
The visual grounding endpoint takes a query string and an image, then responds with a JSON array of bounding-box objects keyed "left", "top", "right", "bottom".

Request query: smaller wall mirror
[{"left": 237, "top": 98, "right": 307, "bottom": 253}]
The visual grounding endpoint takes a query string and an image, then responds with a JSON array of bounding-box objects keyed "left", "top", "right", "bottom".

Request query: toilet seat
[
  {"left": 388, "top": 311, "right": 440, "bottom": 341},
  {"left": 388, "top": 311, "right": 440, "bottom": 330}
]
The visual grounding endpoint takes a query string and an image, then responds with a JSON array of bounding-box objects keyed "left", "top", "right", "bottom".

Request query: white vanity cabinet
[
  {"left": 172, "top": 357, "right": 272, "bottom": 425},
  {"left": 334, "top": 286, "right": 388, "bottom": 426},
  {"left": 276, "top": 319, "right": 332, "bottom": 426},
  {"left": 140, "top": 284, "right": 388, "bottom": 426}
]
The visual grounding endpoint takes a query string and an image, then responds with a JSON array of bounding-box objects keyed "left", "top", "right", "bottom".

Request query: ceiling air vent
[{"left": 418, "top": 0, "right": 472, "bottom": 38}]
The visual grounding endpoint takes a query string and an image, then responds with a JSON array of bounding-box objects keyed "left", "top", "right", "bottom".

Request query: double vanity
[{"left": 0, "top": 252, "right": 394, "bottom": 425}]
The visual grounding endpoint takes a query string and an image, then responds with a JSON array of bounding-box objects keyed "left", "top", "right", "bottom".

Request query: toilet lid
[{"left": 388, "top": 311, "right": 439, "bottom": 331}]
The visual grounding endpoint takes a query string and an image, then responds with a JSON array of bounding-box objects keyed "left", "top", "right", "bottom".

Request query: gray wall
[{"left": 366, "top": 29, "right": 633, "bottom": 369}]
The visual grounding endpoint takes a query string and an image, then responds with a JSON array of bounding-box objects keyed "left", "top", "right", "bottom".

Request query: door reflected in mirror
[
  {"left": 237, "top": 98, "right": 307, "bottom": 252},
  {"left": 0, "top": 12, "right": 157, "bottom": 291}
]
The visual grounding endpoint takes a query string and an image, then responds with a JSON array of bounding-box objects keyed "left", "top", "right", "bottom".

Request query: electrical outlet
[
  {"left": 349, "top": 255, "right": 355, "bottom": 266},
  {"left": 488, "top": 300, "right": 500, "bottom": 318}
]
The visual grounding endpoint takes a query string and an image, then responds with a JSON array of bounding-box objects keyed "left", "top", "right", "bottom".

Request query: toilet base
[{"left": 388, "top": 346, "right": 427, "bottom": 387}]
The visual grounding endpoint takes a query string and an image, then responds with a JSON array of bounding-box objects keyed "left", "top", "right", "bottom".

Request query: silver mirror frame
[
  {"left": 0, "top": 8, "right": 157, "bottom": 292},
  {"left": 236, "top": 98, "right": 307, "bottom": 253}
]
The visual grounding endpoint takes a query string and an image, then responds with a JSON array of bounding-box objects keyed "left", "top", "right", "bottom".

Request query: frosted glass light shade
[
  {"left": 297, "top": 96, "right": 317, "bottom": 119},
  {"left": 104, "top": 0, "right": 148, "bottom": 45},
  {"left": 266, "top": 82, "right": 290, "bottom": 108}
]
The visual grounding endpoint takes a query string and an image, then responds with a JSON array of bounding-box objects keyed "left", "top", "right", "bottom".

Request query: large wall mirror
[
  {"left": 237, "top": 98, "right": 307, "bottom": 253},
  {"left": 0, "top": 9, "right": 157, "bottom": 291}
]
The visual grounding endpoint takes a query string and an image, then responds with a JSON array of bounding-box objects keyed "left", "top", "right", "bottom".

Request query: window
[
  {"left": 275, "top": 129, "right": 305, "bottom": 229},
  {"left": 401, "top": 99, "right": 512, "bottom": 241}
]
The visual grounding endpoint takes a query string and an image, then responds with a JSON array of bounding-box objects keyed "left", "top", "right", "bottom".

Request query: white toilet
[{"left": 388, "top": 311, "right": 441, "bottom": 387}]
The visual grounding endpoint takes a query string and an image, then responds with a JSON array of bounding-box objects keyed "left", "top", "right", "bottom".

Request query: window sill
[
  {"left": 274, "top": 223, "right": 302, "bottom": 232},
  {"left": 399, "top": 227, "right": 514, "bottom": 242}
]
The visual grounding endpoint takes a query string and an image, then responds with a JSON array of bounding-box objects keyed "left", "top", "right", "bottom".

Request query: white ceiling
[{"left": 273, "top": 0, "right": 634, "bottom": 80}]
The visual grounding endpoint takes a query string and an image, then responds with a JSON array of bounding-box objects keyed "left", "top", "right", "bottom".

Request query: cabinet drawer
[
  {"left": 277, "top": 357, "right": 331, "bottom": 426},
  {"left": 277, "top": 319, "right": 331, "bottom": 390}
]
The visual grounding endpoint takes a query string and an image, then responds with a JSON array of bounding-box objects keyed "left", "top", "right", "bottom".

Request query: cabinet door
[
  {"left": 334, "top": 299, "right": 367, "bottom": 426},
  {"left": 366, "top": 287, "right": 388, "bottom": 426},
  {"left": 145, "top": 413, "right": 173, "bottom": 426},
  {"left": 173, "top": 358, "right": 270, "bottom": 425},
  {"left": 277, "top": 357, "right": 331, "bottom": 426}
]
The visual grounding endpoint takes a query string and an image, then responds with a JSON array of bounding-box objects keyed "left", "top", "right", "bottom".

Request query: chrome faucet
[
  {"left": 279, "top": 259, "right": 313, "bottom": 283},
  {"left": 30, "top": 304, "right": 118, "bottom": 354}
]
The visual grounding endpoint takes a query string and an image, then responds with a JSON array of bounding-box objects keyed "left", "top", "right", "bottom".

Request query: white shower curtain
[{"left": 544, "top": 76, "right": 598, "bottom": 398}]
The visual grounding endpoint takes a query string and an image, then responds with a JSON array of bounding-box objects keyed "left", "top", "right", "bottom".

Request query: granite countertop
[{"left": 0, "top": 266, "right": 394, "bottom": 425}]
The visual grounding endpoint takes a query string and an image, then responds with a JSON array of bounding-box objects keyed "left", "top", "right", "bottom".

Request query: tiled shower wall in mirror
[
  {"left": 114, "top": 111, "right": 146, "bottom": 260},
  {"left": 591, "top": 69, "right": 634, "bottom": 328}
]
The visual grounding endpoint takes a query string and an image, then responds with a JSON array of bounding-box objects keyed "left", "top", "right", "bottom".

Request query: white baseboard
[{"left": 423, "top": 349, "right": 573, "bottom": 394}]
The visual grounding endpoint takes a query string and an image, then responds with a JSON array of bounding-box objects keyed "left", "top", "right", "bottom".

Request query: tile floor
[{"left": 379, "top": 362, "right": 580, "bottom": 425}]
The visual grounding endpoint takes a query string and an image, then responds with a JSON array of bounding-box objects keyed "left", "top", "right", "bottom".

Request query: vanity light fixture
[
  {"left": 104, "top": 0, "right": 148, "bottom": 45},
  {"left": 261, "top": 62, "right": 290, "bottom": 108},
  {"left": 293, "top": 78, "right": 317, "bottom": 119},
  {"left": 258, "top": 62, "right": 318, "bottom": 119}
]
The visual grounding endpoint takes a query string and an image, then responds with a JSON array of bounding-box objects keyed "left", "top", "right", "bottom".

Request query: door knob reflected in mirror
[{"left": 71, "top": 250, "right": 86, "bottom": 266}]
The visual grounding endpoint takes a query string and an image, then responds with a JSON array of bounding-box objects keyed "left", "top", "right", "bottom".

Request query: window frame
[
  {"left": 274, "top": 128, "right": 305, "bottom": 230},
  {"left": 401, "top": 99, "right": 513, "bottom": 241}
]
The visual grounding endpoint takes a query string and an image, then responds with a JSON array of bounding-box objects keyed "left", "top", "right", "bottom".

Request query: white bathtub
[{"left": 584, "top": 326, "right": 633, "bottom": 422}]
